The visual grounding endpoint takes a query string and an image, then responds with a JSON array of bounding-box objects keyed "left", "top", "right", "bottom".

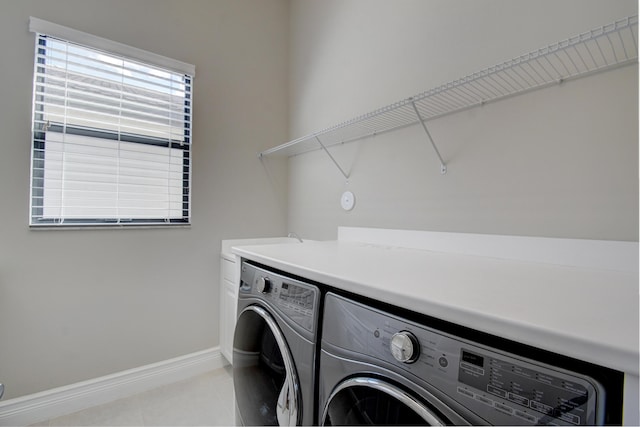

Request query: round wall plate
[{"left": 341, "top": 191, "right": 355, "bottom": 211}]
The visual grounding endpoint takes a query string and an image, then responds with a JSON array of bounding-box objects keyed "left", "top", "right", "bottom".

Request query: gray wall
[
  {"left": 1, "top": 0, "right": 638, "bottom": 402},
  {"left": 0, "top": 0, "right": 288, "bottom": 399},
  {"left": 287, "top": 0, "right": 639, "bottom": 241}
]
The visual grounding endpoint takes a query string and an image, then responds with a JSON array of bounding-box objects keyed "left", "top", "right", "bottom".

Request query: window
[{"left": 28, "top": 18, "right": 195, "bottom": 227}]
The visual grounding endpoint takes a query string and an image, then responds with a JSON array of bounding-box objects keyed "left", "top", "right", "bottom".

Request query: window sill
[{"left": 29, "top": 223, "right": 191, "bottom": 231}]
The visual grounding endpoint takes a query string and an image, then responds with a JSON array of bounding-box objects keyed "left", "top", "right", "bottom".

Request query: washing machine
[
  {"left": 319, "top": 292, "right": 623, "bottom": 425},
  {"left": 233, "top": 260, "right": 320, "bottom": 426}
]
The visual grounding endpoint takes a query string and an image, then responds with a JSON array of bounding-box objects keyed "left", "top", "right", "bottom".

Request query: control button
[
  {"left": 460, "top": 362, "right": 485, "bottom": 375},
  {"left": 530, "top": 400, "right": 554, "bottom": 415},
  {"left": 257, "top": 277, "right": 271, "bottom": 293},
  {"left": 508, "top": 392, "right": 529, "bottom": 407},
  {"left": 536, "top": 373, "right": 554, "bottom": 385},
  {"left": 390, "top": 331, "right": 419, "bottom": 363},
  {"left": 494, "top": 402, "right": 514, "bottom": 415},
  {"left": 474, "top": 394, "right": 493, "bottom": 406},
  {"left": 457, "top": 387, "right": 475, "bottom": 399},
  {"left": 487, "top": 385, "right": 507, "bottom": 398},
  {"left": 558, "top": 412, "right": 580, "bottom": 425},
  {"left": 514, "top": 410, "right": 538, "bottom": 424},
  {"left": 438, "top": 357, "right": 448, "bottom": 368}
]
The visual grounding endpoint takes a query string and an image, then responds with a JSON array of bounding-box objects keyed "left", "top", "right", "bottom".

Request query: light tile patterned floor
[{"left": 33, "top": 366, "right": 235, "bottom": 426}]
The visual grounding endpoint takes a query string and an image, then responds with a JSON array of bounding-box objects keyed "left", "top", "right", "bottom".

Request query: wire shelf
[{"left": 260, "top": 16, "right": 638, "bottom": 164}]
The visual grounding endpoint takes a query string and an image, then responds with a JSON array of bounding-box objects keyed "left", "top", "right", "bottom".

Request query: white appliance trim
[
  {"left": 0, "top": 347, "right": 225, "bottom": 427},
  {"left": 623, "top": 374, "right": 640, "bottom": 425}
]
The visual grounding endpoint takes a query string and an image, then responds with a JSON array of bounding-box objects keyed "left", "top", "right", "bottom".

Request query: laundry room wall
[
  {"left": 0, "top": 0, "right": 289, "bottom": 399},
  {"left": 287, "top": 0, "right": 639, "bottom": 241}
]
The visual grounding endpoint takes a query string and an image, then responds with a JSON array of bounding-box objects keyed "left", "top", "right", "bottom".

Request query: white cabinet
[
  {"left": 219, "top": 237, "right": 304, "bottom": 365},
  {"left": 219, "top": 256, "right": 240, "bottom": 364}
]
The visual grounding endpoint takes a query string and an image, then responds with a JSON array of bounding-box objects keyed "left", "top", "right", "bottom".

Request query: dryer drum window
[
  {"left": 322, "top": 378, "right": 447, "bottom": 426},
  {"left": 233, "top": 306, "right": 300, "bottom": 426}
]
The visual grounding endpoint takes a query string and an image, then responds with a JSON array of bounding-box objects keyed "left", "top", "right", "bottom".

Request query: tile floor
[{"left": 33, "top": 365, "right": 235, "bottom": 426}]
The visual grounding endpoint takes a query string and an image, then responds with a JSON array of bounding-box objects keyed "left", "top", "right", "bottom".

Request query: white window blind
[{"left": 29, "top": 19, "right": 194, "bottom": 227}]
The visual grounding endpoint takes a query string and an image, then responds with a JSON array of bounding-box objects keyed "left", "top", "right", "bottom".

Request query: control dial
[
  {"left": 390, "top": 331, "right": 419, "bottom": 363},
  {"left": 257, "top": 276, "right": 272, "bottom": 294}
]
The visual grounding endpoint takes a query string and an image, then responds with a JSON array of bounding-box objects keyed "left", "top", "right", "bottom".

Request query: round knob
[
  {"left": 390, "top": 331, "right": 419, "bottom": 363},
  {"left": 257, "top": 276, "right": 271, "bottom": 293}
]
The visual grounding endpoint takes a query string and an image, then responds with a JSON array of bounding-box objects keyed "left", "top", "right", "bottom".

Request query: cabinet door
[
  {"left": 222, "top": 279, "right": 237, "bottom": 363},
  {"left": 220, "top": 257, "right": 237, "bottom": 364}
]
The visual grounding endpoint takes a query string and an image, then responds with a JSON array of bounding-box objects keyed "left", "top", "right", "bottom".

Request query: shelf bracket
[
  {"left": 315, "top": 136, "right": 350, "bottom": 180},
  {"left": 410, "top": 100, "right": 447, "bottom": 174}
]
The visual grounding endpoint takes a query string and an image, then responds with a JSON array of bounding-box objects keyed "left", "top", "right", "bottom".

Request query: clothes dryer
[
  {"left": 233, "top": 261, "right": 320, "bottom": 426},
  {"left": 319, "top": 292, "right": 621, "bottom": 425}
]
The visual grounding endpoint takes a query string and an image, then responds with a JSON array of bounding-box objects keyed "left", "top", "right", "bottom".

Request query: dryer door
[
  {"left": 321, "top": 377, "right": 451, "bottom": 426},
  {"left": 233, "top": 305, "right": 300, "bottom": 426}
]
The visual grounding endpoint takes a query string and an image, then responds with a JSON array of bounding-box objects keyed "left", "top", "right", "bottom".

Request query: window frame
[{"left": 28, "top": 17, "right": 195, "bottom": 228}]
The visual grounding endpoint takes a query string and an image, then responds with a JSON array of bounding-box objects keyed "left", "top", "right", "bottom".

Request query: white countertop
[
  {"left": 220, "top": 237, "right": 302, "bottom": 261},
  {"left": 232, "top": 237, "right": 639, "bottom": 375}
]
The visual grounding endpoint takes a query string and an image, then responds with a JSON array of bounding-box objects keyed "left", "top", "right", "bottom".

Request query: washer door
[
  {"left": 233, "top": 305, "right": 300, "bottom": 426},
  {"left": 322, "top": 377, "right": 447, "bottom": 426}
]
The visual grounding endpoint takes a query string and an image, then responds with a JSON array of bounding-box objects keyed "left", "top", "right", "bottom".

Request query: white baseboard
[{"left": 0, "top": 347, "right": 227, "bottom": 427}]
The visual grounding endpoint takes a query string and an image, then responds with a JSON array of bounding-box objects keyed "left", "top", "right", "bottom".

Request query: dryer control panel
[
  {"left": 240, "top": 261, "right": 319, "bottom": 336},
  {"left": 322, "top": 293, "right": 605, "bottom": 426}
]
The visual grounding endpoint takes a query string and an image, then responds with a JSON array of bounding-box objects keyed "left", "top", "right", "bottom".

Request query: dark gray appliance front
[
  {"left": 319, "top": 292, "right": 606, "bottom": 426},
  {"left": 233, "top": 261, "right": 319, "bottom": 426}
]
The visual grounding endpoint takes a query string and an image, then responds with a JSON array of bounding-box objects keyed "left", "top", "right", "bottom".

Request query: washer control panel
[
  {"left": 322, "top": 293, "right": 604, "bottom": 426},
  {"left": 240, "top": 261, "right": 319, "bottom": 334},
  {"left": 456, "top": 348, "right": 597, "bottom": 425}
]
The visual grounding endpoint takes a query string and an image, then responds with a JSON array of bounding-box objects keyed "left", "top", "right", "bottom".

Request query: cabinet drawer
[{"left": 222, "top": 258, "right": 236, "bottom": 282}]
